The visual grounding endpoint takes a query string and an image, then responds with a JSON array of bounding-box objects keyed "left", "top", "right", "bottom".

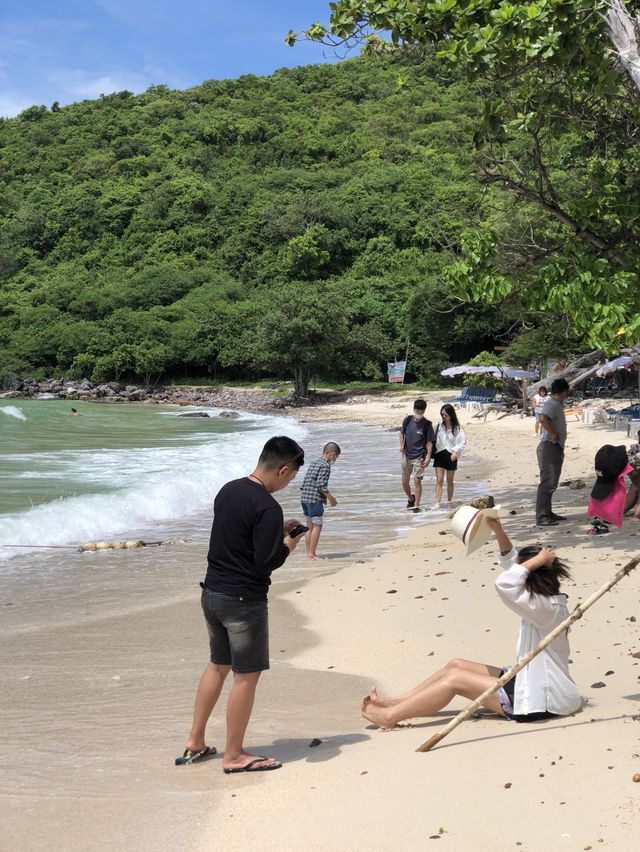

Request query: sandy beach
[{"left": 2, "top": 392, "right": 640, "bottom": 851}]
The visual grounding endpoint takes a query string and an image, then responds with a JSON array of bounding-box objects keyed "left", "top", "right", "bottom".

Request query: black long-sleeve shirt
[{"left": 203, "top": 478, "right": 290, "bottom": 600}]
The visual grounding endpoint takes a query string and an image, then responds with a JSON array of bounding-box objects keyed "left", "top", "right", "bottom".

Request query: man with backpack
[{"left": 400, "top": 399, "right": 435, "bottom": 511}]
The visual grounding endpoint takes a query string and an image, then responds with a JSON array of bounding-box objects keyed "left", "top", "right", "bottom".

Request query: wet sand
[{"left": 2, "top": 393, "right": 640, "bottom": 850}]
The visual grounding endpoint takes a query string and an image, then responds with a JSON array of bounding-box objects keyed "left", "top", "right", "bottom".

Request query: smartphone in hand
[{"left": 288, "top": 524, "right": 309, "bottom": 538}]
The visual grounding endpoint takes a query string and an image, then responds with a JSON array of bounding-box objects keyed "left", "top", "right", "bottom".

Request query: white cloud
[
  {"left": 0, "top": 95, "right": 37, "bottom": 119},
  {"left": 47, "top": 67, "right": 162, "bottom": 100}
]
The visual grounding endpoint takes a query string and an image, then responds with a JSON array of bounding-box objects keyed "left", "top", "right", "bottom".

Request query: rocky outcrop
[{"left": 0, "top": 377, "right": 337, "bottom": 413}]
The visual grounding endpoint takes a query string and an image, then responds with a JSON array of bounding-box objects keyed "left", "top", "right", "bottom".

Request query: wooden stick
[{"left": 416, "top": 553, "right": 640, "bottom": 753}]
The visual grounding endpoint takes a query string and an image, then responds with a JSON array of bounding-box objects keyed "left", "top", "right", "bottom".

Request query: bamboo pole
[{"left": 416, "top": 553, "right": 640, "bottom": 753}]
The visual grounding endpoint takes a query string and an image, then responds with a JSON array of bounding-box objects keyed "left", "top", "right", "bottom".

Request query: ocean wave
[{"left": 0, "top": 416, "right": 307, "bottom": 561}]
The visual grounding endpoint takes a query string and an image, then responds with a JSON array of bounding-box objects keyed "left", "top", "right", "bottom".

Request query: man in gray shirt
[
  {"left": 536, "top": 378, "right": 570, "bottom": 526},
  {"left": 400, "top": 399, "right": 435, "bottom": 511}
]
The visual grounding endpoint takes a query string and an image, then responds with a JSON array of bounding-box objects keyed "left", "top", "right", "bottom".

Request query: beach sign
[{"left": 388, "top": 360, "right": 407, "bottom": 384}]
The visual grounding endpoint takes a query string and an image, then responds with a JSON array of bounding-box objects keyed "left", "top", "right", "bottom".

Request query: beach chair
[
  {"left": 443, "top": 387, "right": 471, "bottom": 405},
  {"left": 444, "top": 387, "right": 499, "bottom": 408}
]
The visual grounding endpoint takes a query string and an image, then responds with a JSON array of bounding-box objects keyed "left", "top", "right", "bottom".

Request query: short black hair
[
  {"left": 323, "top": 441, "right": 341, "bottom": 455},
  {"left": 258, "top": 436, "right": 305, "bottom": 470},
  {"left": 414, "top": 399, "right": 427, "bottom": 411},
  {"left": 551, "top": 378, "right": 569, "bottom": 394}
]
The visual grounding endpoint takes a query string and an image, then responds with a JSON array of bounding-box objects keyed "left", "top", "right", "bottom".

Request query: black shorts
[
  {"left": 433, "top": 450, "right": 457, "bottom": 471},
  {"left": 201, "top": 588, "right": 269, "bottom": 673},
  {"left": 499, "top": 668, "right": 559, "bottom": 723}
]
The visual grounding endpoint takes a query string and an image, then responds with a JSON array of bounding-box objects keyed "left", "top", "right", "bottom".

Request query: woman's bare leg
[
  {"left": 446, "top": 469, "right": 456, "bottom": 502},
  {"left": 624, "top": 481, "right": 639, "bottom": 515},
  {"left": 364, "top": 659, "right": 502, "bottom": 709},
  {"left": 363, "top": 662, "right": 505, "bottom": 728},
  {"left": 434, "top": 468, "right": 445, "bottom": 505}
]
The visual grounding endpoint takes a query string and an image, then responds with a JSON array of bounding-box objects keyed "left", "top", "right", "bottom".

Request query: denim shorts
[
  {"left": 301, "top": 500, "right": 324, "bottom": 525},
  {"left": 201, "top": 588, "right": 269, "bottom": 673}
]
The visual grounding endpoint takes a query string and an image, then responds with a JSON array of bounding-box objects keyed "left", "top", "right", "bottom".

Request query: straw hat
[{"left": 451, "top": 504, "right": 501, "bottom": 555}]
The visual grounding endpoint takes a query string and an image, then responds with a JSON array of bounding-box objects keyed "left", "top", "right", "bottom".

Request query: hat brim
[
  {"left": 591, "top": 479, "right": 616, "bottom": 501},
  {"left": 463, "top": 506, "right": 502, "bottom": 555}
]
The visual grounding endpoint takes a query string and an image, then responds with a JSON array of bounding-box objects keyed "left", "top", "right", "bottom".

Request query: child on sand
[
  {"left": 362, "top": 517, "right": 581, "bottom": 727},
  {"left": 300, "top": 442, "right": 340, "bottom": 560}
]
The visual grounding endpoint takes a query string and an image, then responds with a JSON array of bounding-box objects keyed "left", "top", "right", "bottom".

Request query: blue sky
[{"left": 0, "top": 1, "right": 343, "bottom": 117}]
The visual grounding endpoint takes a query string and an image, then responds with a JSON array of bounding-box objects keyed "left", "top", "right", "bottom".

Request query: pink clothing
[{"left": 587, "top": 463, "right": 634, "bottom": 527}]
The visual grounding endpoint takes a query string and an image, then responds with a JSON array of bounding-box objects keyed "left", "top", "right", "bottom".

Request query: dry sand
[{"left": 2, "top": 392, "right": 639, "bottom": 851}]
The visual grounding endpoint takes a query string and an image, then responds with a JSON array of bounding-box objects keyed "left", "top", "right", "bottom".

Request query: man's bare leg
[
  {"left": 185, "top": 662, "right": 231, "bottom": 753},
  {"left": 414, "top": 474, "right": 423, "bottom": 508},
  {"left": 222, "top": 671, "right": 277, "bottom": 771},
  {"left": 402, "top": 472, "right": 412, "bottom": 500},
  {"left": 362, "top": 666, "right": 504, "bottom": 728},
  {"left": 306, "top": 522, "right": 325, "bottom": 560}
]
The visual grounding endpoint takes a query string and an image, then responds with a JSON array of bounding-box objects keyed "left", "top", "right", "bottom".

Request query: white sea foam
[
  {"left": 0, "top": 405, "right": 27, "bottom": 421},
  {"left": 0, "top": 415, "right": 306, "bottom": 561}
]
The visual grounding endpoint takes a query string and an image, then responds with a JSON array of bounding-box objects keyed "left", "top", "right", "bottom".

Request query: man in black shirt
[{"left": 176, "top": 436, "right": 306, "bottom": 773}]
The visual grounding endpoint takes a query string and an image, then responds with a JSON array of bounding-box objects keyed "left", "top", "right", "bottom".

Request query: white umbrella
[
  {"left": 441, "top": 365, "right": 538, "bottom": 380},
  {"left": 596, "top": 355, "right": 634, "bottom": 376},
  {"left": 501, "top": 367, "right": 539, "bottom": 380}
]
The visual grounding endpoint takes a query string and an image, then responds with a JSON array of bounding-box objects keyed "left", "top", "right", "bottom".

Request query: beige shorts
[{"left": 401, "top": 454, "right": 426, "bottom": 479}]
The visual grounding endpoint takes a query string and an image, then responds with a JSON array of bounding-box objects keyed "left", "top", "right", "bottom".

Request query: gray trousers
[{"left": 536, "top": 441, "right": 564, "bottom": 521}]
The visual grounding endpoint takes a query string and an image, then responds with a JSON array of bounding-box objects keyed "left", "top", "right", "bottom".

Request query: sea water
[{"left": 0, "top": 399, "right": 485, "bottom": 633}]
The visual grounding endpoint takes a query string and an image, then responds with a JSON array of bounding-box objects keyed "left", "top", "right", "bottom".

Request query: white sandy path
[{"left": 206, "top": 400, "right": 640, "bottom": 851}]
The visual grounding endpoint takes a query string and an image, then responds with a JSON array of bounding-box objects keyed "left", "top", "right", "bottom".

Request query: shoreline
[{"left": 2, "top": 393, "right": 640, "bottom": 850}]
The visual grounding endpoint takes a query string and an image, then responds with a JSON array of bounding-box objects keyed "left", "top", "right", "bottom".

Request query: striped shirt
[{"left": 300, "top": 457, "right": 331, "bottom": 503}]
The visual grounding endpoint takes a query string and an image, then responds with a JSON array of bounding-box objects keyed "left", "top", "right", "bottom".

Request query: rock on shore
[{"left": 0, "top": 377, "right": 338, "bottom": 414}]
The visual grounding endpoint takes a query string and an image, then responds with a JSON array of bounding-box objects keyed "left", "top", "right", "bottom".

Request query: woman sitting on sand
[{"left": 362, "top": 518, "right": 582, "bottom": 728}]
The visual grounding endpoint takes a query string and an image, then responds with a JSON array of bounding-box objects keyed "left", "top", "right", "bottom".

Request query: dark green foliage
[{"left": 0, "top": 55, "right": 525, "bottom": 387}]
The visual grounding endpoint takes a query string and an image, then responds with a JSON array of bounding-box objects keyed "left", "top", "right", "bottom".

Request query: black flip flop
[
  {"left": 175, "top": 745, "right": 217, "bottom": 766},
  {"left": 223, "top": 756, "right": 282, "bottom": 774}
]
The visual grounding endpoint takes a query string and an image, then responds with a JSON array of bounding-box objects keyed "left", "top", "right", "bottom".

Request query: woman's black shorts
[{"left": 433, "top": 449, "right": 457, "bottom": 471}]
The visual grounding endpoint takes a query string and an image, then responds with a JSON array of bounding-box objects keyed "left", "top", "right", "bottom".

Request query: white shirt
[
  {"left": 434, "top": 424, "right": 466, "bottom": 456},
  {"left": 532, "top": 393, "right": 547, "bottom": 413},
  {"left": 494, "top": 549, "right": 582, "bottom": 717}
]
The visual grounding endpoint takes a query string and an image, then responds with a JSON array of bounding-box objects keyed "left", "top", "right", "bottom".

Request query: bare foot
[
  {"left": 362, "top": 702, "right": 396, "bottom": 729},
  {"left": 361, "top": 686, "right": 379, "bottom": 712},
  {"left": 222, "top": 751, "right": 279, "bottom": 772},
  {"left": 307, "top": 554, "right": 327, "bottom": 561}
]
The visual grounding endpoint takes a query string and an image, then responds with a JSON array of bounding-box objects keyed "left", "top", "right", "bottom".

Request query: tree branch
[
  {"left": 480, "top": 170, "right": 625, "bottom": 262},
  {"left": 605, "top": 0, "right": 640, "bottom": 92}
]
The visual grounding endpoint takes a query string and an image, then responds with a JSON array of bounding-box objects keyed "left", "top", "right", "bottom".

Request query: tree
[
  {"left": 255, "top": 284, "right": 350, "bottom": 397},
  {"left": 292, "top": 1, "right": 640, "bottom": 350}
]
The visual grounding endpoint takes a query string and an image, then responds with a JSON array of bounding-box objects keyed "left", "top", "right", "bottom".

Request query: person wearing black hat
[
  {"left": 587, "top": 444, "right": 632, "bottom": 530},
  {"left": 536, "top": 378, "right": 570, "bottom": 526}
]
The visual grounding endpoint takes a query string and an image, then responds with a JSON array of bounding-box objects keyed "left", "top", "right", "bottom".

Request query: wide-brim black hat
[{"left": 591, "top": 444, "right": 629, "bottom": 500}]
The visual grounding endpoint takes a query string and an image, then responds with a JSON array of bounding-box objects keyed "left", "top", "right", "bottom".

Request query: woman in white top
[
  {"left": 532, "top": 385, "right": 548, "bottom": 436},
  {"left": 433, "top": 403, "right": 466, "bottom": 508},
  {"left": 361, "top": 518, "right": 582, "bottom": 728}
]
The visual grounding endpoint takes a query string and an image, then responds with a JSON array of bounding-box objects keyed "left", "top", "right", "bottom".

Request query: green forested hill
[{"left": 0, "top": 55, "right": 521, "bottom": 392}]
